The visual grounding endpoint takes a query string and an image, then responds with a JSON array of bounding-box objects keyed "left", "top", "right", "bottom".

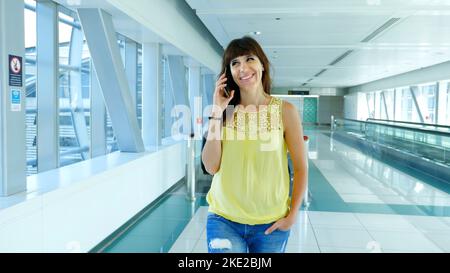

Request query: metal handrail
[
  {"left": 366, "top": 118, "right": 450, "bottom": 130},
  {"left": 337, "top": 118, "right": 450, "bottom": 137}
]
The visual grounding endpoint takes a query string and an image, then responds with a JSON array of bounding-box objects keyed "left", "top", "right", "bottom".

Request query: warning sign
[{"left": 9, "top": 55, "right": 23, "bottom": 87}]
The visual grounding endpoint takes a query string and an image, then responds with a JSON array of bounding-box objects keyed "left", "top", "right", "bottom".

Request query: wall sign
[
  {"left": 11, "top": 89, "right": 21, "bottom": 112},
  {"left": 9, "top": 55, "right": 23, "bottom": 87}
]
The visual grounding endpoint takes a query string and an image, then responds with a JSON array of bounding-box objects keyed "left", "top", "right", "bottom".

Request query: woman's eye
[
  {"left": 231, "top": 62, "right": 238, "bottom": 66},
  {"left": 247, "top": 57, "right": 255, "bottom": 61}
]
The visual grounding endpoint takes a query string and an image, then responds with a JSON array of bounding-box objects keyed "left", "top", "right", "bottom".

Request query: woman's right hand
[{"left": 212, "top": 73, "right": 235, "bottom": 117}]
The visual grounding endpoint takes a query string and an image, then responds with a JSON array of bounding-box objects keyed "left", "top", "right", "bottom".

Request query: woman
[{"left": 201, "top": 36, "right": 308, "bottom": 253}]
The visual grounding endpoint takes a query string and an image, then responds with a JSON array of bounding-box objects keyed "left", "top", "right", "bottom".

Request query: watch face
[{"left": 10, "top": 57, "right": 21, "bottom": 74}]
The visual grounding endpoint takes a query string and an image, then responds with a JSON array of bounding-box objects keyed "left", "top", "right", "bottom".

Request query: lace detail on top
[{"left": 225, "top": 97, "right": 282, "bottom": 133}]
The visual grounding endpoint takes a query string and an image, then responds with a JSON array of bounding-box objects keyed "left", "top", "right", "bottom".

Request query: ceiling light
[{"left": 249, "top": 31, "right": 261, "bottom": 36}]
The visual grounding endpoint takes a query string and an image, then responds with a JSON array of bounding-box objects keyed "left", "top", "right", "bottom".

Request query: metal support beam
[
  {"left": 125, "top": 39, "right": 137, "bottom": 116},
  {"left": 90, "top": 65, "right": 106, "bottom": 157},
  {"left": 393, "top": 88, "right": 397, "bottom": 121},
  {"left": 437, "top": 81, "right": 448, "bottom": 125},
  {"left": 189, "top": 65, "right": 201, "bottom": 138},
  {"left": 142, "top": 43, "right": 162, "bottom": 147},
  {"left": 167, "top": 56, "right": 189, "bottom": 106},
  {"left": 77, "top": 8, "right": 144, "bottom": 153},
  {"left": 68, "top": 17, "right": 90, "bottom": 160},
  {"left": 434, "top": 82, "right": 440, "bottom": 125},
  {"left": 409, "top": 86, "right": 425, "bottom": 123},
  {"left": 381, "top": 91, "right": 389, "bottom": 120},
  {"left": 167, "top": 55, "right": 190, "bottom": 136},
  {"left": 163, "top": 57, "right": 175, "bottom": 139},
  {"left": 202, "top": 74, "right": 214, "bottom": 109},
  {"left": 365, "top": 93, "right": 373, "bottom": 119},
  {"left": 36, "top": 0, "right": 59, "bottom": 172},
  {"left": 0, "top": 0, "right": 27, "bottom": 196}
]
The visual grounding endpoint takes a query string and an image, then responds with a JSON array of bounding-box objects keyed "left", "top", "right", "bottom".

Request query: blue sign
[{"left": 11, "top": 89, "right": 21, "bottom": 111}]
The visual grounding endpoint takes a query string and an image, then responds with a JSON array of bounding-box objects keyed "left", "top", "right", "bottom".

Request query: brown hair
[{"left": 220, "top": 36, "right": 272, "bottom": 112}]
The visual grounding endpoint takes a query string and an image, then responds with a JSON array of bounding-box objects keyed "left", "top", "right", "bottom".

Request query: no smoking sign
[{"left": 9, "top": 55, "right": 23, "bottom": 87}]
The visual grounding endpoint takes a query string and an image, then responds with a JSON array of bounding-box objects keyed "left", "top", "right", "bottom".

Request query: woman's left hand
[{"left": 264, "top": 215, "right": 296, "bottom": 235}]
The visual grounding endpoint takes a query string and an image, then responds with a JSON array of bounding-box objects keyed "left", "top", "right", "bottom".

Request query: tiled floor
[
  {"left": 169, "top": 207, "right": 449, "bottom": 253},
  {"left": 100, "top": 127, "right": 450, "bottom": 253}
]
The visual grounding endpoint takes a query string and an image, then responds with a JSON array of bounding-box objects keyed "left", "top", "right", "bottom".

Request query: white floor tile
[
  {"left": 177, "top": 220, "right": 205, "bottom": 240},
  {"left": 355, "top": 213, "right": 419, "bottom": 232},
  {"left": 423, "top": 231, "right": 450, "bottom": 252},
  {"left": 287, "top": 227, "right": 318, "bottom": 247},
  {"left": 192, "top": 238, "right": 208, "bottom": 253},
  {"left": 308, "top": 211, "right": 364, "bottom": 229},
  {"left": 403, "top": 215, "right": 450, "bottom": 232},
  {"left": 340, "top": 194, "right": 384, "bottom": 204},
  {"left": 314, "top": 227, "right": 374, "bottom": 249},
  {"left": 382, "top": 248, "right": 444, "bottom": 253},
  {"left": 368, "top": 230, "right": 443, "bottom": 252},
  {"left": 285, "top": 244, "right": 320, "bottom": 253},
  {"left": 169, "top": 238, "right": 199, "bottom": 253},
  {"left": 319, "top": 246, "right": 378, "bottom": 253}
]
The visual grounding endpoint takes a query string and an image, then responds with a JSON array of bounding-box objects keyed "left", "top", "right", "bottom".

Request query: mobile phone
[{"left": 223, "top": 68, "right": 231, "bottom": 98}]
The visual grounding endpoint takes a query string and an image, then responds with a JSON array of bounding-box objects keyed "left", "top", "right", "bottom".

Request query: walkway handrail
[
  {"left": 336, "top": 118, "right": 450, "bottom": 137},
  {"left": 366, "top": 118, "right": 450, "bottom": 130}
]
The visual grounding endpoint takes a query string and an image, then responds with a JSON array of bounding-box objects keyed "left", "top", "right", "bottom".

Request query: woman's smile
[{"left": 239, "top": 73, "right": 255, "bottom": 82}]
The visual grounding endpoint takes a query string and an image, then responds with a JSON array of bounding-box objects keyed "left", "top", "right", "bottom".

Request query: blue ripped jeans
[{"left": 206, "top": 213, "right": 290, "bottom": 253}]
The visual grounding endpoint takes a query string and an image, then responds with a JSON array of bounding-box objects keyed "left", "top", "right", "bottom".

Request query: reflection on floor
[
  {"left": 170, "top": 207, "right": 450, "bottom": 253},
  {"left": 100, "top": 126, "right": 450, "bottom": 253}
]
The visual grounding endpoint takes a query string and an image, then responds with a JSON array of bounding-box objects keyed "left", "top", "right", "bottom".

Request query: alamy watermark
[{"left": 169, "top": 97, "right": 281, "bottom": 151}]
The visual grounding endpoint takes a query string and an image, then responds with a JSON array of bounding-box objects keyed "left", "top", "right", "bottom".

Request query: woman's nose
[{"left": 239, "top": 62, "right": 248, "bottom": 72}]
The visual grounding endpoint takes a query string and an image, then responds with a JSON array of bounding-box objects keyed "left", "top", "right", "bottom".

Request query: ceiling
[
  {"left": 52, "top": 0, "right": 192, "bottom": 62},
  {"left": 186, "top": 0, "right": 450, "bottom": 88}
]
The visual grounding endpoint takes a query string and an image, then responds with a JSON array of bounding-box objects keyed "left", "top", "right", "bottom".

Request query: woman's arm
[
  {"left": 201, "top": 116, "right": 223, "bottom": 175},
  {"left": 265, "top": 101, "right": 308, "bottom": 234},
  {"left": 201, "top": 73, "right": 235, "bottom": 175},
  {"left": 283, "top": 101, "right": 308, "bottom": 220}
]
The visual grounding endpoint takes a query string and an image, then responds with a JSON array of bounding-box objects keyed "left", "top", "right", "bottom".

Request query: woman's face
[{"left": 229, "top": 54, "right": 264, "bottom": 91}]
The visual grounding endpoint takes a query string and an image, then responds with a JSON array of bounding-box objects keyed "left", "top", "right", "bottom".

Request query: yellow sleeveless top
[{"left": 206, "top": 97, "right": 291, "bottom": 225}]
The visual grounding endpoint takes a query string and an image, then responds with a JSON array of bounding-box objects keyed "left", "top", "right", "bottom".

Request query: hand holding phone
[
  {"left": 212, "top": 68, "right": 234, "bottom": 116},
  {"left": 222, "top": 68, "right": 231, "bottom": 98}
]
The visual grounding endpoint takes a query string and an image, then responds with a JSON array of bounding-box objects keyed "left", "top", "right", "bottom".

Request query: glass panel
[
  {"left": 58, "top": 10, "right": 91, "bottom": 167},
  {"left": 162, "top": 57, "right": 176, "bottom": 138},
  {"left": 416, "top": 83, "right": 437, "bottom": 123},
  {"left": 447, "top": 82, "right": 450, "bottom": 125},
  {"left": 137, "top": 44, "right": 142, "bottom": 130},
  {"left": 25, "top": 0, "right": 37, "bottom": 175}
]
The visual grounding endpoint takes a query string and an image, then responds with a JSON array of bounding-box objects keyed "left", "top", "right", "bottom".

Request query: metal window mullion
[
  {"left": 125, "top": 39, "right": 138, "bottom": 116},
  {"left": 0, "top": 0, "right": 26, "bottom": 196},
  {"left": 435, "top": 82, "right": 440, "bottom": 125},
  {"left": 68, "top": 19, "right": 90, "bottom": 160},
  {"left": 90, "top": 64, "right": 106, "bottom": 157},
  {"left": 365, "top": 93, "right": 372, "bottom": 119},
  {"left": 188, "top": 65, "right": 201, "bottom": 138},
  {"left": 167, "top": 55, "right": 190, "bottom": 136},
  {"left": 36, "top": 0, "right": 59, "bottom": 172},
  {"left": 409, "top": 86, "right": 424, "bottom": 123},
  {"left": 142, "top": 43, "right": 162, "bottom": 147},
  {"left": 381, "top": 91, "right": 389, "bottom": 120},
  {"left": 393, "top": 89, "right": 397, "bottom": 121}
]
